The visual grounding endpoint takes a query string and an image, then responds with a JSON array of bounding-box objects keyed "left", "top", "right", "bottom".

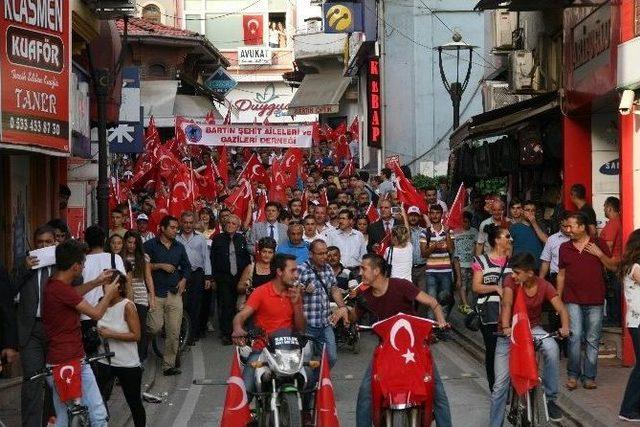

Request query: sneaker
[
  {"left": 547, "top": 401, "right": 563, "bottom": 422},
  {"left": 619, "top": 414, "right": 640, "bottom": 422}
]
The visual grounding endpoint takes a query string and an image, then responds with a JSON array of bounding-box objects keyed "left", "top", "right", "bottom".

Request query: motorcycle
[
  {"left": 241, "top": 328, "right": 320, "bottom": 427},
  {"left": 330, "top": 280, "right": 363, "bottom": 354},
  {"left": 367, "top": 313, "right": 439, "bottom": 427}
]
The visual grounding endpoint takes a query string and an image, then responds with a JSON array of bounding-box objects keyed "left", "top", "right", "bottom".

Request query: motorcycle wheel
[
  {"left": 279, "top": 393, "right": 302, "bottom": 427},
  {"left": 390, "top": 409, "right": 411, "bottom": 427}
]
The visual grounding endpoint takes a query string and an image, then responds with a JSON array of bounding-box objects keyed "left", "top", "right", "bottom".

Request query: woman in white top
[
  {"left": 384, "top": 224, "right": 413, "bottom": 281},
  {"left": 268, "top": 22, "right": 279, "bottom": 48},
  {"left": 618, "top": 230, "right": 640, "bottom": 421},
  {"left": 94, "top": 271, "right": 146, "bottom": 427}
]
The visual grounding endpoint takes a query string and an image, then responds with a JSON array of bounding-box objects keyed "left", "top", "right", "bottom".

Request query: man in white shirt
[
  {"left": 314, "top": 205, "right": 334, "bottom": 236},
  {"left": 303, "top": 215, "right": 325, "bottom": 244},
  {"left": 376, "top": 168, "right": 395, "bottom": 199},
  {"left": 347, "top": 131, "right": 359, "bottom": 161},
  {"left": 425, "top": 186, "right": 448, "bottom": 215},
  {"left": 325, "top": 209, "right": 366, "bottom": 270},
  {"left": 475, "top": 198, "right": 509, "bottom": 255},
  {"left": 539, "top": 213, "right": 571, "bottom": 281}
]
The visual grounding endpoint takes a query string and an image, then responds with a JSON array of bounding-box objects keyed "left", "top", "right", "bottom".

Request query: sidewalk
[
  {"left": 450, "top": 309, "right": 633, "bottom": 427},
  {"left": 0, "top": 354, "right": 159, "bottom": 426}
]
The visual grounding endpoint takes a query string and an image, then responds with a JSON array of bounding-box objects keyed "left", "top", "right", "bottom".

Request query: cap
[
  {"left": 136, "top": 213, "right": 149, "bottom": 221},
  {"left": 407, "top": 206, "right": 421, "bottom": 215}
]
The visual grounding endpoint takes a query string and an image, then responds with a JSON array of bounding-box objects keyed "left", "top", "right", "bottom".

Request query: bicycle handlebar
[{"left": 27, "top": 352, "right": 116, "bottom": 382}]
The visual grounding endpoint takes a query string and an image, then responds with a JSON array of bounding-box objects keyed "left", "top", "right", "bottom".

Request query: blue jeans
[
  {"left": 306, "top": 324, "right": 338, "bottom": 368},
  {"left": 566, "top": 303, "right": 603, "bottom": 381},
  {"left": 426, "top": 272, "right": 454, "bottom": 318},
  {"left": 242, "top": 351, "right": 261, "bottom": 397},
  {"left": 356, "top": 360, "right": 451, "bottom": 427},
  {"left": 489, "top": 326, "right": 560, "bottom": 427},
  {"left": 47, "top": 362, "right": 108, "bottom": 427}
]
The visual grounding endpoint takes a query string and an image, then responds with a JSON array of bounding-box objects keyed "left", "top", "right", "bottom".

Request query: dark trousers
[
  {"left": 94, "top": 363, "right": 146, "bottom": 427},
  {"left": 215, "top": 273, "right": 238, "bottom": 339},
  {"left": 198, "top": 288, "right": 213, "bottom": 336},
  {"left": 19, "top": 321, "right": 54, "bottom": 427},
  {"left": 184, "top": 269, "right": 205, "bottom": 341},
  {"left": 480, "top": 323, "right": 498, "bottom": 392},
  {"left": 135, "top": 304, "right": 149, "bottom": 362},
  {"left": 620, "top": 327, "right": 640, "bottom": 417}
]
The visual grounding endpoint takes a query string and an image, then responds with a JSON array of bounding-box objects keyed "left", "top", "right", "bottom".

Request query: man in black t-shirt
[{"left": 569, "top": 184, "right": 597, "bottom": 236}]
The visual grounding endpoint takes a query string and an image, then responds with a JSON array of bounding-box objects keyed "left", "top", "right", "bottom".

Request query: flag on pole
[
  {"left": 314, "top": 346, "right": 340, "bottom": 427},
  {"left": 509, "top": 286, "right": 539, "bottom": 396},
  {"left": 444, "top": 183, "right": 466, "bottom": 230},
  {"left": 220, "top": 349, "right": 252, "bottom": 427}
]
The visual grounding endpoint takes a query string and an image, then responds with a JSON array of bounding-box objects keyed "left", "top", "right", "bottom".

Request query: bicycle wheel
[
  {"left": 152, "top": 313, "right": 191, "bottom": 358},
  {"left": 507, "top": 387, "right": 530, "bottom": 427},
  {"left": 531, "top": 386, "right": 550, "bottom": 427}
]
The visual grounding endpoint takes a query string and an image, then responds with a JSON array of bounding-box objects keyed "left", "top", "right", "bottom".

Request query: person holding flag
[{"left": 489, "top": 252, "right": 570, "bottom": 426}]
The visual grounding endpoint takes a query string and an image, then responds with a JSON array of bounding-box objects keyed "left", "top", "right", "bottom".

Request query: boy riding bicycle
[
  {"left": 489, "top": 252, "right": 570, "bottom": 427},
  {"left": 42, "top": 240, "right": 119, "bottom": 426}
]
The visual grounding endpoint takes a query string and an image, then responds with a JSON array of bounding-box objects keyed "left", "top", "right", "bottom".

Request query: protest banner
[{"left": 180, "top": 122, "right": 313, "bottom": 148}]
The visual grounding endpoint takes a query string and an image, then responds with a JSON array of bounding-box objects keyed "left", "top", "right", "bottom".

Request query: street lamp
[{"left": 435, "top": 32, "right": 476, "bottom": 130}]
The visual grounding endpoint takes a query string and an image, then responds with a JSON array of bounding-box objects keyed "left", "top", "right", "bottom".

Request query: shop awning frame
[
  {"left": 450, "top": 92, "right": 559, "bottom": 149},
  {"left": 287, "top": 73, "right": 352, "bottom": 116}
]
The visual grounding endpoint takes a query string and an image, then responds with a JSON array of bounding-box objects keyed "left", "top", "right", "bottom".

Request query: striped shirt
[{"left": 422, "top": 226, "right": 453, "bottom": 273}]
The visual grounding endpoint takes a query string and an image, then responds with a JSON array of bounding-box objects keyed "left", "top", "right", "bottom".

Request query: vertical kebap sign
[{"left": 1, "top": 0, "right": 70, "bottom": 153}]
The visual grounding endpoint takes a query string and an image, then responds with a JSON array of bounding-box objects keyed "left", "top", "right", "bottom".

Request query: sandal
[
  {"left": 565, "top": 378, "right": 578, "bottom": 390},
  {"left": 583, "top": 380, "right": 598, "bottom": 389}
]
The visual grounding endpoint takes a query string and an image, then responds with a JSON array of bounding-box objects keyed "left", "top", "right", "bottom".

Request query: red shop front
[{"left": 563, "top": 0, "right": 639, "bottom": 365}]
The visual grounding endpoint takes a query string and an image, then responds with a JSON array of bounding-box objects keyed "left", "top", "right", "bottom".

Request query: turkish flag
[
  {"left": 240, "top": 153, "right": 270, "bottom": 187},
  {"left": 243, "top": 15, "right": 263, "bottom": 45},
  {"left": 217, "top": 146, "right": 229, "bottom": 184},
  {"left": 390, "top": 162, "right": 429, "bottom": 214},
  {"left": 444, "top": 183, "right": 466, "bottom": 231},
  {"left": 255, "top": 193, "right": 268, "bottom": 222},
  {"left": 205, "top": 110, "right": 216, "bottom": 125},
  {"left": 375, "top": 231, "right": 392, "bottom": 257},
  {"left": 281, "top": 148, "right": 304, "bottom": 186},
  {"left": 221, "top": 348, "right": 252, "bottom": 427},
  {"left": 509, "top": 286, "right": 539, "bottom": 396},
  {"left": 150, "top": 190, "right": 169, "bottom": 234},
  {"left": 269, "top": 173, "right": 288, "bottom": 204},
  {"left": 315, "top": 346, "right": 340, "bottom": 427},
  {"left": 371, "top": 314, "right": 435, "bottom": 427},
  {"left": 331, "top": 122, "right": 347, "bottom": 142},
  {"left": 52, "top": 359, "right": 82, "bottom": 402},
  {"left": 226, "top": 180, "right": 252, "bottom": 221},
  {"left": 349, "top": 116, "right": 359, "bottom": 140},
  {"left": 365, "top": 202, "right": 380, "bottom": 223},
  {"left": 339, "top": 160, "right": 355, "bottom": 178},
  {"left": 145, "top": 116, "right": 162, "bottom": 152},
  {"left": 194, "top": 166, "right": 217, "bottom": 201},
  {"left": 333, "top": 134, "right": 351, "bottom": 165}
]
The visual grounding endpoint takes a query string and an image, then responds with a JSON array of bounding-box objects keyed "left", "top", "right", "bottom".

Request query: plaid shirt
[{"left": 298, "top": 261, "right": 337, "bottom": 328}]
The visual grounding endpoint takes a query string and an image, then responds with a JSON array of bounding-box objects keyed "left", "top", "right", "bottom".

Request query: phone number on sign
[{"left": 7, "top": 115, "right": 62, "bottom": 136}]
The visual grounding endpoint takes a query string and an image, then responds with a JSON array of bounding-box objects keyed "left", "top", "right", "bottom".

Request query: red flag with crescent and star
[
  {"left": 315, "top": 346, "right": 340, "bottom": 427},
  {"left": 243, "top": 14, "right": 263, "bottom": 45},
  {"left": 226, "top": 180, "right": 253, "bottom": 221},
  {"left": 389, "top": 162, "right": 429, "bottom": 214},
  {"left": 52, "top": 359, "right": 82, "bottom": 402},
  {"left": 221, "top": 348, "right": 251, "bottom": 427},
  {"left": 444, "top": 183, "right": 466, "bottom": 231},
  {"left": 281, "top": 148, "right": 304, "bottom": 186},
  {"left": 365, "top": 202, "right": 380, "bottom": 223},
  {"left": 217, "top": 147, "right": 229, "bottom": 184},
  {"left": 240, "top": 153, "right": 270, "bottom": 187},
  {"left": 509, "top": 286, "right": 539, "bottom": 396}
]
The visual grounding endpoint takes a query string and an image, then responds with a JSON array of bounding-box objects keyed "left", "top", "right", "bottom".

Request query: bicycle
[
  {"left": 504, "top": 331, "right": 570, "bottom": 427},
  {"left": 27, "top": 352, "right": 114, "bottom": 427},
  {"left": 151, "top": 311, "right": 191, "bottom": 363}
]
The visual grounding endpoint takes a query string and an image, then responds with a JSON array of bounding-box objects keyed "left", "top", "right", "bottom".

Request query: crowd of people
[{"left": 1, "top": 128, "right": 639, "bottom": 426}]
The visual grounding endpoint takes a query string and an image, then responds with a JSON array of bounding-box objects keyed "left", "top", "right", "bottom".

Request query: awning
[
  {"left": 475, "top": 0, "right": 586, "bottom": 11},
  {"left": 287, "top": 72, "right": 351, "bottom": 116},
  {"left": 141, "top": 81, "right": 223, "bottom": 127},
  {"left": 173, "top": 95, "right": 223, "bottom": 121},
  {"left": 450, "top": 92, "right": 559, "bottom": 149}
]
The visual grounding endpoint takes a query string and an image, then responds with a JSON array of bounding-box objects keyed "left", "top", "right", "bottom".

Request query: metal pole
[
  {"left": 452, "top": 82, "right": 461, "bottom": 130},
  {"left": 95, "top": 69, "right": 110, "bottom": 230}
]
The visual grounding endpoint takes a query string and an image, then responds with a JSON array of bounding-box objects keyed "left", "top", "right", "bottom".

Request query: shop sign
[
  {"left": 238, "top": 47, "right": 272, "bottom": 65},
  {"left": 288, "top": 105, "right": 338, "bottom": 115},
  {"left": 181, "top": 122, "right": 313, "bottom": 148},
  {"left": 323, "top": 2, "right": 363, "bottom": 34},
  {"left": 0, "top": 0, "right": 71, "bottom": 153},
  {"left": 570, "top": 4, "right": 613, "bottom": 84},
  {"left": 205, "top": 67, "right": 238, "bottom": 96},
  {"left": 108, "top": 67, "right": 143, "bottom": 153},
  {"left": 599, "top": 158, "right": 620, "bottom": 175},
  {"left": 367, "top": 57, "right": 381, "bottom": 149}
]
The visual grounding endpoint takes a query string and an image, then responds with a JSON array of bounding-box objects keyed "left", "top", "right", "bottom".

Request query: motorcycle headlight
[{"left": 273, "top": 349, "right": 302, "bottom": 375}]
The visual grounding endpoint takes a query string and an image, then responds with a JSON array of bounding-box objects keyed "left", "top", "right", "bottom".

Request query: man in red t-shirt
[
  {"left": 231, "top": 253, "right": 305, "bottom": 397},
  {"left": 489, "top": 252, "right": 570, "bottom": 426},
  {"left": 350, "top": 253, "right": 451, "bottom": 427},
  {"left": 42, "top": 239, "right": 119, "bottom": 427},
  {"left": 600, "top": 196, "right": 623, "bottom": 325},
  {"left": 557, "top": 211, "right": 617, "bottom": 390}
]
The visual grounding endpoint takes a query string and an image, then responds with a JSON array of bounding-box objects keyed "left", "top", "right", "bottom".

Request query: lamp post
[{"left": 435, "top": 32, "right": 476, "bottom": 130}]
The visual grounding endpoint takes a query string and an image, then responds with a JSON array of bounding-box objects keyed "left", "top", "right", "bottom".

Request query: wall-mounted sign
[
  {"left": 243, "top": 14, "right": 263, "bottom": 45},
  {"left": 367, "top": 57, "right": 381, "bottom": 149},
  {"left": 109, "top": 67, "right": 143, "bottom": 153},
  {"left": 205, "top": 67, "right": 238, "bottom": 96},
  {"left": 571, "top": 5, "right": 611, "bottom": 83},
  {"left": 0, "top": 0, "right": 71, "bottom": 153},
  {"left": 238, "top": 47, "right": 272, "bottom": 65},
  {"left": 181, "top": 122, "right": 313, "bottom": 148},
  {"left": 323, "top": 2, "right": 363, "bottom": 34}
]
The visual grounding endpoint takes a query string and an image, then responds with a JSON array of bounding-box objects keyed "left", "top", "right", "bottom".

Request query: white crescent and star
[
  {"left": 227, "top": 376, "right": 248, "bottom": 411},
  {"left": 59, "top": 365, "right": 75, "bottom": 384},
  {"left": 247, "top": 18, "right": 259, "bottom": 34},
  {"left": 389, "top": 318, "right": 417, "bottom": 364}
]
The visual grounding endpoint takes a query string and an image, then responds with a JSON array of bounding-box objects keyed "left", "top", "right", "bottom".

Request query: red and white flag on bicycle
[
  {"left": 52, "top": 359, "right": 82, "bottom": 402},
  {"left": 221, "top": 348, "right": 251, "bottom": 427},
  {"left": 509, "top": 286, "right": 539, "bottom": 395}
]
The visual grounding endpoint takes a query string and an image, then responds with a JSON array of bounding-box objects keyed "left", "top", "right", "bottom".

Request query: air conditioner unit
[
  {"left": 492, "top": 10, "right": 517, "bottom": 50},
  {"left": 482, "top": 81, "right": 531, "bottom": 112},
  {"left": 509, "top": 50, "right": 535, "bottom": 91}
]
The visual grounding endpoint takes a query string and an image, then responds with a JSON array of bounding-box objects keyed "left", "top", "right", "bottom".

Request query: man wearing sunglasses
[{"left": 509, "top": 200, "right": 548, "bottom": 270}]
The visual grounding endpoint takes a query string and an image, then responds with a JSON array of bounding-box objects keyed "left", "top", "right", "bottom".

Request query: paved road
[{"left": 106, "top": 332, "right": 492, "bottom": 426}]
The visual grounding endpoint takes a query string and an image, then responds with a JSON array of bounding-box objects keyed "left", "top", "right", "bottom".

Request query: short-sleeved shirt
[
  {"left": 42, "top": 279, "right": 84, "bottom": 364},
  {"left": 359, "top": 278, "right": 419, "bottom": 322},
  {"left": 503, "top": 277, "right": 557, "bottom": 327},
  {"left": 298, "top": 261, "right": 337, "bottom": 327},
  {"left": 600, "top": 217, "right": 622, "bottom": 259},
  {"left": 422, "top": 226, "right": 453, "bottom": 273},
  {"left": 476, "top": 217, "right": 510, "bottom": 254},
  {"left": 540, "top": 232, "right": 570, "bottom": 274},
  {"left": 509, "top": 223, "right": 543, "bottom": 266},
  {"left": 624, "top": 264, "right": 640, "bottom": 327},
  {"left": 245, "top": 281, "right": 295, "bottom": 346},
  {"left": 558, "top": 238, "right": 611, "bottom": 305},
  {"left": 453, "top": 228, "right": 478, "bottom": 268}
]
